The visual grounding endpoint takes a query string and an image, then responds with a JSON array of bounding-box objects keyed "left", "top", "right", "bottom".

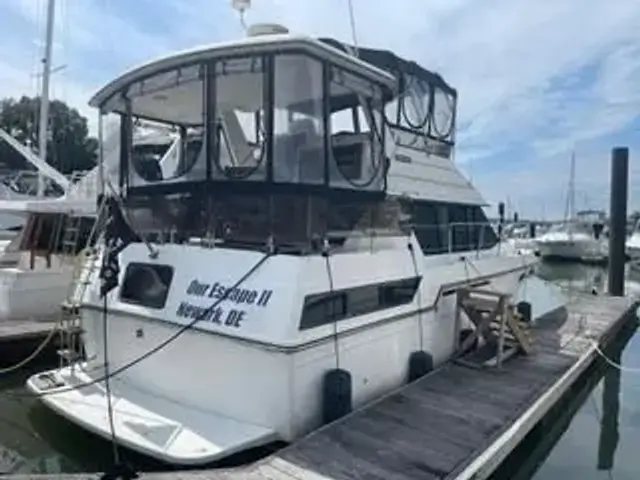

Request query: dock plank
[
  {"left": 0, "top": 319, "right": 55, "bottom": 342},
  {"left": 234, "top": 294, "right": 636, "bottom": 480}
]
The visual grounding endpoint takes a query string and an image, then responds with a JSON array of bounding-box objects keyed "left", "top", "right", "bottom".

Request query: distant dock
[{"left": 4, "top": 292, "right": 638, "bottom": 480}]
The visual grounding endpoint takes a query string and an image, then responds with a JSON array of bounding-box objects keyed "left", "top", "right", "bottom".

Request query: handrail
[
  {"left": 0, "top": 128, "right": 70, "bottom": 192},
  {"left": 126, "top": 220, "right": 503, "bottom": 260}
]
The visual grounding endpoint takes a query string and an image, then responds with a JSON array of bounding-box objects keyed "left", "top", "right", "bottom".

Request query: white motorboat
[
  {"left": 27, "top": 15, "right": 565, "bottom": 466},
  {"left": 537, "top": 222, "right": 607, "bottom": 262},
  {"left": 626, "top": 218, "right": 640, "bottom": 260},
  {"left": 0, "top": 127, "right": 188, "bottom": 321}
]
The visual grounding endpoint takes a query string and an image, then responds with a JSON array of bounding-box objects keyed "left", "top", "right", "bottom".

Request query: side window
[
  {"left": 467, "top": 207, "right": 479, "bottom": 250},
  {"left": 411, "top": 201, "right": 443, "bottom": 255},
  {"left": 448, "top": 205, "right": 468, "bottom": 252},
  {"left": 299, "top": 277, "right": 421, "bottom": 330},
  {"left": 327, "top": 67, "right": 385, "bottom": 192},
  {"left": 475, "top": 207, "right": 498, "bottom": 250},
  {"left": 120, "top": 263, "right": 174, "bottom": 309}
]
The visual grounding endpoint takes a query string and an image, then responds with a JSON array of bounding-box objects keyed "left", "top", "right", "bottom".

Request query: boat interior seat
[
  {"left": 330, "top": 132, "right": 369, "bottom": 181},
  {"left": 219, "top": 110, "right": 257, "bottom": 167}
]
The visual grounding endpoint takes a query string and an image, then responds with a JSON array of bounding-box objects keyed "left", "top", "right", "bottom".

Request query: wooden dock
[
  {"left": 0, "top": 319, "right": 55, "bottom": 344},
  {"left": 0, "top": 319, "right": 59, "bottom": 367},
  {"left": 4, "top": 293, "right": 639, "bottom": 480}
]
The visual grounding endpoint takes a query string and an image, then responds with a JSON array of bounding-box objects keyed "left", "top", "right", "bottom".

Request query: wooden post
[
  {"left": 608, "top": 147, "right": 628, "bottom": 296},
  {"left": 496, "top": 297, "right": 507, "bottom": 368}
]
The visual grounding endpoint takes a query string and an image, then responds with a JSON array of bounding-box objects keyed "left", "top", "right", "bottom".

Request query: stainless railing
[{"left": 120, "top": 219, "right": 506, "bottom": 258}]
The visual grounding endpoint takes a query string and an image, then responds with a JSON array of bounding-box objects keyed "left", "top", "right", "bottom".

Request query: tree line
[{"left": 0, "top": 95, "right": 97, "bottom": 174}]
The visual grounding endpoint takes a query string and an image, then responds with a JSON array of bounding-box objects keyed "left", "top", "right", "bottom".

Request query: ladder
[
  {"left": 57, "top": 199, "right": 108, "bottom": 368},
  {"left": 454, "top": 287, "right": 533, "bottom": 369}
]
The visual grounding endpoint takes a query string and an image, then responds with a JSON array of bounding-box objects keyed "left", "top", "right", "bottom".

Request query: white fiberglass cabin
[{"left": 28, "top": 26, "right": 560, "bottom": 465}]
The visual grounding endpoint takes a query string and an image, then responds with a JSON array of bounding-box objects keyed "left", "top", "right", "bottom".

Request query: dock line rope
[
  {"left": 557, "top": 314, "right": 640, "bottom": 373},
  {"left": 323, "top": 239, "right": 340, "bottom": 369},
  {"left": 407, "top": 238, "right": 424, "bottom": 351},
  {"left": 591, "top": 338, "right": 640, "bottom": 373},
  {"left": 9, "top": 251, "right": 272, "bottom": 400},
  {"left": 101, "top": 292, "right": 122, "bottom": 477}
]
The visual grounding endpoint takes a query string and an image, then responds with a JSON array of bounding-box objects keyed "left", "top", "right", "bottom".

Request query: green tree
[{"left": 0, "top": 95, "right": 97, "bottom": 174}]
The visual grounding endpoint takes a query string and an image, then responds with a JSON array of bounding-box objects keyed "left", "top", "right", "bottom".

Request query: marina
[
  {"left": 0, "top": 0, "right": 639, "bottom": 479},
  {"left": 0, "top": 276, "right": 638, "bottom": 479}
]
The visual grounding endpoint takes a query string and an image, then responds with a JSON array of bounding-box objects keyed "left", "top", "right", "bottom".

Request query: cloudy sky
[{"left": 1, "top": 0, "right": 639, "bottom": 218}]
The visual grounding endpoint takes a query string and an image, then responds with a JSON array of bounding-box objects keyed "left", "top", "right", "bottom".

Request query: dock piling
[{"left": 607, "top": 147, "right": 629, "bottom": 296}]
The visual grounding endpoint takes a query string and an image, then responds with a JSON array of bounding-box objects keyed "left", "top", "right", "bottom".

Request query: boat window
[
  {"left": 476, "top": 207, "right": 498, "bottom": 250},
  {"left": 385, "top": 97, "right": 400, "bottom": 126},
  {"left": 408, "top": 201, "right": 444, "bottom": 254},
  {"left": 273, "top": 55, "right": 325, "bottom": 185},
  {"left": 571, "top": 222, "right": 597, "bottom": 235},
  {"left": 389, "top": 74, "right": 455, "bottom": 159},
  {"left": 123, "top": 191, "right": 404, "bottom": 254},
  {"left": 404, "top": 201, "right": 497, "bottom": 255},
  {"left": 299, "top": 276, "right": 421, "bottom": 330},
  {"left": 401, "top": 74, "right": 430, "bottom": 131},
  {"left": 212, "top": 56, "right": 267, "bottom": 182},
  {"left": 466, "top": 206, "right": 479, "bottom": 249},
  {"left": 327, "top": 67, "right": 386, "bottom": 192},
  {"left": 449, "top": 205, "right": 469, "bottom": 252},
  {"left": 124, "top": 64, "right": 207, "bottom": 187},
  {"left": 120, "top": 262, "right": 174, "bottom": 309}
]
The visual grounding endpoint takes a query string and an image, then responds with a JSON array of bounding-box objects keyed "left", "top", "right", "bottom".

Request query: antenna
[{"left": 231, "top": 0, "right": 251, "bottom": 30}]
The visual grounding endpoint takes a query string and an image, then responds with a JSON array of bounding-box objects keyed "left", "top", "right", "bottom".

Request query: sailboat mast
[
  {"left": 568, "top": 150, "right": 576, "bottom": 236},
  {"left": 36, "top": 0, "right": 56, "bottom": 198},
  {"left": 569, "top": 151, "right": 575, "bottom": 217}
]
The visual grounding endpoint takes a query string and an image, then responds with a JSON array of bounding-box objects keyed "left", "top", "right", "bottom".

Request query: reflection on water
[
  {"left": 529, "top": 331, "right": 640, "bottom": 480},
  {"left": 0, "top": 260, "right": 639, "bottom": 477},
  {"left": 0, "top": 369, "right": 113, "bottom": 474}
]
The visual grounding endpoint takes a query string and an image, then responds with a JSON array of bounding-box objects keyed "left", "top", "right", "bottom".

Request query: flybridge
[{"left": 319, "top": 38, "right": 457, "bottom": 158}]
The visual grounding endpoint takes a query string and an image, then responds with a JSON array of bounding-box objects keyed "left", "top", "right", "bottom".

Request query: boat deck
[{"left": 4, "top": 293, "right": 638, "bottom": 480}]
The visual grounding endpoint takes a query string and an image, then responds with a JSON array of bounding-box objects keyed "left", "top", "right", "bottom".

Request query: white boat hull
[
  {"left": 537, "top": 237, "right": 607, "bottom": 262},
  {"left": 506, "top": 237, "right": 539, "bottom": 255},
  {"left": 0, "top": 253, "right": 74, "bottom": 321},
  {"left": 27, "top": 364, "right": 277, "bottom": 465},
  {"left": 626, "top": 235, "right": 640, "bottom": 260},
  {"left": 25, "top": 242, "right": 563, "bottom": 465}
]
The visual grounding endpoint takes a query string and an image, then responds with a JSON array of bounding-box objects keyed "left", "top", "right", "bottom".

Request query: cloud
[{"left": 0, "top": 0, "right": 639, "bottom": 217}]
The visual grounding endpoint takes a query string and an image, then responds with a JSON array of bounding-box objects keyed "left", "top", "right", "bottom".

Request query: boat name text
[{"left": 174, "top": 279, "right": 273, "bottom": 328}]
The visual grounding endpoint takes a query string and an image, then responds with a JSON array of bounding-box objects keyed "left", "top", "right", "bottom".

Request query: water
[
  {"left": 1, "top": 261, "right": 639, "bottom": 476},
  {"left": 0, "top": 368, "right": 119, "bottom": 474}
]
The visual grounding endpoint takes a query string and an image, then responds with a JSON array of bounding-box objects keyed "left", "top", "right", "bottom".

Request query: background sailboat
[{"left": 537, "top": 152, "right": 608, "bottom": 262}]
